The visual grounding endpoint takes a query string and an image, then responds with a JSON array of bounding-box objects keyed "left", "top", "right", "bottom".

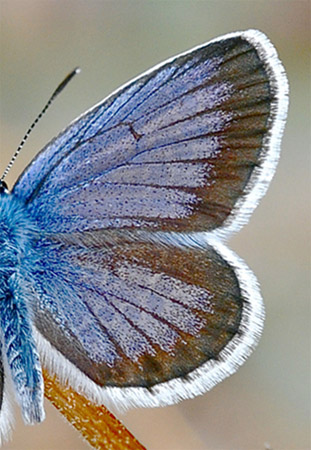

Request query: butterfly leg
[{"left": 0, "top": 277, "right": 45, "bottom": 424}]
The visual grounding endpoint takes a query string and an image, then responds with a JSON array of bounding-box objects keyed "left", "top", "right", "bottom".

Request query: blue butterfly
[{"left": 0, "top": 29, "right": 288, "bottom": 444}]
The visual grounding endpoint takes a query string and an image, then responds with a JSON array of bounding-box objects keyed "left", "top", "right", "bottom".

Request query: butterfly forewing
[{"left": 14, "top": 34, "right": 276, "bottom": 235}]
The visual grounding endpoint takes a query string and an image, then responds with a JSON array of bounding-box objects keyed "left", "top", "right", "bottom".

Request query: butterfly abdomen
[{"left": 0, "top": 192, "right": 45, "bottom": 424}]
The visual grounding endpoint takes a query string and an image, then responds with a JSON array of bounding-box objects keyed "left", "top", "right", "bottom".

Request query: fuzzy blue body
[{"left": 0, "top": 192, "right": 44, "bottom": 423}]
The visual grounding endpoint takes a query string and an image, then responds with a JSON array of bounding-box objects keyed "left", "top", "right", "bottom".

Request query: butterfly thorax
[{"left": 0, "top": 192, "right": 34, "bottom": 276}]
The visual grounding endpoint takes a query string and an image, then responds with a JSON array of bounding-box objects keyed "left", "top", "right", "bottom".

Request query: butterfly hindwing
[{"left": 29, "top": 230, "right": 262, "bottom": 408}]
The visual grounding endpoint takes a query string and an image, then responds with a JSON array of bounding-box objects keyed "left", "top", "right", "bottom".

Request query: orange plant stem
[{"left": 43, "top": 368, "right": 146, "bottom": 450}]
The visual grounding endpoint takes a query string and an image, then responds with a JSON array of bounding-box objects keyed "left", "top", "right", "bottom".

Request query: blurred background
[{"left": 0, "top": 1, "right": 309, "bottom": 449}]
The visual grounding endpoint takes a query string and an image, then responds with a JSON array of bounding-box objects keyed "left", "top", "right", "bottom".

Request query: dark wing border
[{"left": 210, "top": 29, "right": 288, "bottom": 240}]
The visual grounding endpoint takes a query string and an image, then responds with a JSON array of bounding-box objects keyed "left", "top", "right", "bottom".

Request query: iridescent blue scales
[{"left": 0, "top": 30, "right": 288, "bottom": 444}]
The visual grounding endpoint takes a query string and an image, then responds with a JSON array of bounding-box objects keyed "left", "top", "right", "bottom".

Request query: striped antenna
[{"left": 0, "top": 67, "right": 80, "bottom": 182}]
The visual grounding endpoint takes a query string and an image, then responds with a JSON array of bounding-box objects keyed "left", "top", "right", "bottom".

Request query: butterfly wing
[
  {"left": 13, "top": 30, "right": 287, "bottom": 238},
  {"left": 12, "top": 30, "right": 287, "bottom": 409},
  {"left": 31, "top": 230, "right": 262, "bottom": 408}
]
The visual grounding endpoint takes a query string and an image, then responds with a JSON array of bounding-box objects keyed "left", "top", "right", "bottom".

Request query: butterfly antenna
[{"left": 1, "top": 67, "right": 80, "bottom": 182}]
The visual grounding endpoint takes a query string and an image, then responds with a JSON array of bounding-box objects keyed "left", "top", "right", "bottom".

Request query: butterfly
[{"left": 0, "top": 29, "right": 288, "bottom": 445}]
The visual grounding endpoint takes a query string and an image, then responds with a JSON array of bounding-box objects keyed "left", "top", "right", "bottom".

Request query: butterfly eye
[{"left": 0, "top": 181, "right": 8, "bottom": 194}]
